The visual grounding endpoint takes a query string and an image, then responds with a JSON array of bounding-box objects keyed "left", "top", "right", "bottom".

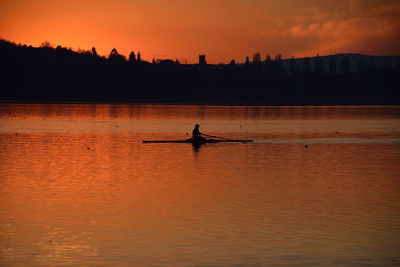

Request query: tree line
[{"left": 1, "top": 39, "right": 399, "bottom": 105}]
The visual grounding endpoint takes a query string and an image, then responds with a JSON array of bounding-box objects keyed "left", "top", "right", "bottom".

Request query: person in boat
[{"left": 192, "top": 124, "right": 206, "bottom": 141}]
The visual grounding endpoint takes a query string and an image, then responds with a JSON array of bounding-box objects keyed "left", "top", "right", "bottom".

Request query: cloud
[{"left": 259, "top": 2, "right": 400, "bottom": 57}]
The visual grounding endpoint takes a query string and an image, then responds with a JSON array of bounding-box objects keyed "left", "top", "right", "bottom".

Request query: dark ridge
[{"left": 1, "top": 39, "right": 399, "bottom": 105}]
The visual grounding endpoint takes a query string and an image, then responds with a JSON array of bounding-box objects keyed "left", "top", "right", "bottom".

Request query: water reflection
[
  {"left": 192, "top": 143, "right": 201, "bottom": 153},
  {"left": 0, "top": 104, "right": 400, "bottom": 266},
  {"left": 2, "top": 103, "right": 400, "bottom": 121}
]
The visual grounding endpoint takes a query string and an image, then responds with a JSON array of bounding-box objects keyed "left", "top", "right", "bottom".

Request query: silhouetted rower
[{"left": 192, "top": 124, "right": 205, "bottom": 141}]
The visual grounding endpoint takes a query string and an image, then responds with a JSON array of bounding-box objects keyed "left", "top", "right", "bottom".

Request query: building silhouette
[{"left": 199, "top": 55, "right": 206, "bottom": 65}]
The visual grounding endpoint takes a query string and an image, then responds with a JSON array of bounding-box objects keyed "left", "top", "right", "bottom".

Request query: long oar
[{"left": 202, "top": 133, "right": 233, "bottom": 141}]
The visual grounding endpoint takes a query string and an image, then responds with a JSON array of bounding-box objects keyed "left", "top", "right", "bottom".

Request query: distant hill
[
  {"left": 1, "top": 39, "right": 399, "bottom": 105},
  {"left": 280, "top": 54, "right": 400, "bottom": 74}
]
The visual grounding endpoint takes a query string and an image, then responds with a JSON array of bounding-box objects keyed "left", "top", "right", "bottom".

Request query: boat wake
[{"left": 254, "top": 138, "right": 400, "bottom": 144}]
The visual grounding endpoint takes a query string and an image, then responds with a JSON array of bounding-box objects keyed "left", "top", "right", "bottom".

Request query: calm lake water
[{"left": 1, "top": 104, "right": 400, "bottom": 266}]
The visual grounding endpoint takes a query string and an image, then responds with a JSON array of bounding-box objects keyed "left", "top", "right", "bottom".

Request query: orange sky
[{"left": 1, "top": 0, "right": 399, "bottom": 63}]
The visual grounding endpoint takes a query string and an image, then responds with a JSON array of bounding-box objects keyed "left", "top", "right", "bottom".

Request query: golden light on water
[{"left": 1, "top": 104, "right": 400, "bottom": 265}]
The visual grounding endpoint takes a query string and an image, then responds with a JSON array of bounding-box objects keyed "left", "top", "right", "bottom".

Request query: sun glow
[{"left": 1, "top": 0, "right": 399, "bottom": 63}]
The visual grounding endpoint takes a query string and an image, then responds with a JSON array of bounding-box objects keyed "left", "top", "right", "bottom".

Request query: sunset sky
[{"left": 1, "top": 0, "right": 399, "bottom": 63}]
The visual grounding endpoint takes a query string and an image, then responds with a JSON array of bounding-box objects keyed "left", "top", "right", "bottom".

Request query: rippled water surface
[{"left": 1, "top": 104, "right": 400, "bottom": 266}]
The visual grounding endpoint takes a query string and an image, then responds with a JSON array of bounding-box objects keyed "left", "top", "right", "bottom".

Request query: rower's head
[{"left": 195, "top": 124, "right": 200, "bottom": 128}]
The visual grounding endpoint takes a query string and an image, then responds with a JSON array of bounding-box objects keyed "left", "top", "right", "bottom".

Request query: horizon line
[{"left": 2, "top": 37, "right": 399, "bottom": 65}]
